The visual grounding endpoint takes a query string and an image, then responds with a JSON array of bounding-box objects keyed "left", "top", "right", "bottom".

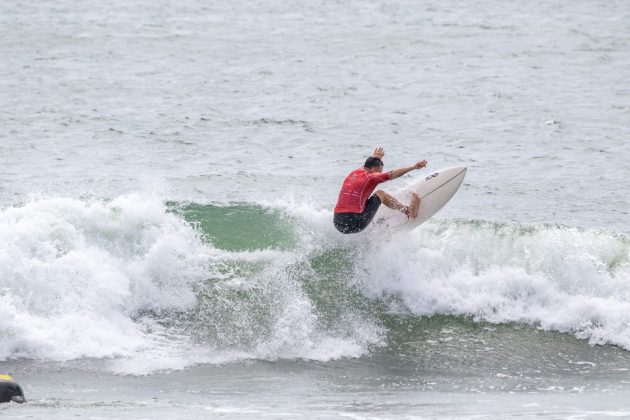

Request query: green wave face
[
  {"left": 165, "top": 202, "right": 386, "bottom": 356},
  {"left": 170, "top": 202, "right": 298, "bottom": 251}
]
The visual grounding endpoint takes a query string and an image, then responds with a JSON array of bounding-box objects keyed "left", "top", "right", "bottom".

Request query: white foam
[
  {"left": 257, "top": 198, "right": 630, "bottom": 351},
  {"left": 359, "top": 220, "right": 630, "bottom": 348},
  {"left": 9, "top": 195, "right": 627, "bottom": 372},
  {"left": 252, "top": 275, "right": 381, "bottom": 361},
  {"left": 0, "top": 195, "right": 382, "bottom": 373},
  {"left": 0, "top": 195, "right": 209, "bottom": 362}
]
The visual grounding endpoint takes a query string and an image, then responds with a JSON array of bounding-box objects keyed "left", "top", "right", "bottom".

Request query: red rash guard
[{"left": 334, "top": 168, "right": 391, "bottom": 213}]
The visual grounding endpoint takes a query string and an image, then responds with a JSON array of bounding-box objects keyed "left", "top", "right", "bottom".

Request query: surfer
[
  {"left": 0, "top": 375, "right": 25, "bottom": 404},
  {"left": 333, "top": 147, "right": 427, "bottom": 234}
]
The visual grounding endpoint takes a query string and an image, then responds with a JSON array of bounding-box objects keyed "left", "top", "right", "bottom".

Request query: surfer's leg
[
  {"left": 408, "top": 193, "right": 420, "bottom": 219},
  {"left": 375, "top": 190, "right": 419, "bottom": 218},
  {"left": 374, "top": 190, "right": 405, "bottom": 212},
  {"left": 333, "top": 195, "right": 383, "bottom": 234}
]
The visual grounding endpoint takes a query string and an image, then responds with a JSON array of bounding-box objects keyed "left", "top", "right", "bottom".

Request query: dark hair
[{"left": 364, "top": 157, "right": 384, "bottom": 169}]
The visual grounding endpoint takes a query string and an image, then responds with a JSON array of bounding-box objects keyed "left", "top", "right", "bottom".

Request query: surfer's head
[{"left": 364, "top": 157, "right": 384, "bottom": 172}]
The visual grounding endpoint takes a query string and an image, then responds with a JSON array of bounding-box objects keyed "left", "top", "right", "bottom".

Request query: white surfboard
[{"left": 371, "top": 166, "right": 467, "bottom": 232}]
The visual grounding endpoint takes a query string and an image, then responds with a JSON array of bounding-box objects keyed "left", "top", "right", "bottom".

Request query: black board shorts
[{"left": 333, "top": 195, "right": 382, "bottom": 234}]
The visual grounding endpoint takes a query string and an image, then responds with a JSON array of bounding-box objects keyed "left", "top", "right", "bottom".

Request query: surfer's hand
[
  {"left": 414, "top": 160, "right": 427, "bottom": 169},
  {"left": 373, "top": 147, "right": 385, "bottom": 159}
]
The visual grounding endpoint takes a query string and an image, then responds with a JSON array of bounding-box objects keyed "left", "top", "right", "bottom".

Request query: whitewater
[
  {"left": 1, "top": 196, "right": 628, "bottom": 368},
  {"left": 1, "top": 0, "right": 629, "bottom": 417}
]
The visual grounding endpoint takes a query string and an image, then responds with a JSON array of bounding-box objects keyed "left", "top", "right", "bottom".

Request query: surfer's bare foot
[{"left": 408, "top": 193, "right": 420, "bottom": 219}]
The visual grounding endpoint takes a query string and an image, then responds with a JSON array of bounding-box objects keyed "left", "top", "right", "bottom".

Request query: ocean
[{"left": 1, "top": 0, "right": 629, "bottom": 418}]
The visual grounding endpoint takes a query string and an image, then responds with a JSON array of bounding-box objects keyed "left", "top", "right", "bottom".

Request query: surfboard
[{"left": 371, "top": 166, "right": 467, "bottom": 232}]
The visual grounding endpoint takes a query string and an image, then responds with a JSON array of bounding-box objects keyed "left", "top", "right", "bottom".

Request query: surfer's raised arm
[
  {"left": 388, "top": 160, "right": 427, "bottom": 180},
  {"left": 372, "top": 147, "right": 385, "bottom": 159}
]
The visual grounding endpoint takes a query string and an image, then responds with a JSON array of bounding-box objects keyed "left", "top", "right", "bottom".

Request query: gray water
[{"left": 1, "top": 0, "right": 629, "bottom": 418}]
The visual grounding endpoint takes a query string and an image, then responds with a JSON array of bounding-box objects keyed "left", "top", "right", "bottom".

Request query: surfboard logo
[{"left": 425, "top": 172, "right": 439, "bottom": 181}]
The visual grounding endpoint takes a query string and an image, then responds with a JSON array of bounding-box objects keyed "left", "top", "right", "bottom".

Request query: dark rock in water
[{"left": 0, "top": 377, "right": 26, "bottom": 404}]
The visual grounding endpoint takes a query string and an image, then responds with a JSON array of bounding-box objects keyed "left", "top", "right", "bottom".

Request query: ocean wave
[
  {"left": 0, "top": 196, "right": 380, "bottom": 374},
  {"left": 0, "top": 196, "right": 628, "bottom": 374},
  {"left": 359, "top": 219, "right": 630, "bottom": 347}
]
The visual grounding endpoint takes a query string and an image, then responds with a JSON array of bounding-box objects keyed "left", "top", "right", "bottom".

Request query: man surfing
[{"left": 333, "top": 147, "right": 427, "bottom": 234}]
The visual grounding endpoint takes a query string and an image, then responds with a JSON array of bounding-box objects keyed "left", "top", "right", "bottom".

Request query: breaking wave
[{"left": 0, "top": 195, "right": 627, "bottom": 374}]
